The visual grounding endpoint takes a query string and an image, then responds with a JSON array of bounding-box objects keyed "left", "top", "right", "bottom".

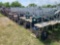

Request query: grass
[
  {"left": 0, "top": 13, "right": 60, "bottom": 45},
  {"left": 0, "top": 13, "right": 43, "bottom": 45},
  {"left": 0, "top": 13, "right": 4, "bottom": 17}
]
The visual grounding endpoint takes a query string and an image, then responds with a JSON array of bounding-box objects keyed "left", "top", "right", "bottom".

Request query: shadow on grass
[{"left": 38, "top": 24, "right": 60, "bottom": 45}]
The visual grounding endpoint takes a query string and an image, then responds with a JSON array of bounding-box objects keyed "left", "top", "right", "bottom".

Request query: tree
[
  {"left": 42, "top": 4, "right": 56, "bottom": 8},
  {"left": 11, "top": 1, "right": 22, "bottom": 7},
  {"left": 52, "top": 5, "right": 56, "bottom": 8},
  {"left": 0, "top": 2, "right": 3, "bottom": 7},
  {"left": 28, "top": 3, "right": 37, "bottom": 7},
  {"left": 3, "top": 2, "right": 10, "bottom": 7},
  {"left": 47, "top": 4, "right": 52, "bottom": 7},
  {"left": 21, "top": 6, "right": 25, "bottom": 8},
  {"left": 58, "top": 4, "right": 60, "bottom": 6}
]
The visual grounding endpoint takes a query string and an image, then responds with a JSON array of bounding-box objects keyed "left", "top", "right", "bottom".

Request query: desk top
[
  {"left": 20, "top": 17, "right": 32, "bottom": 22},
  {"left": 35, "top": 20, "right": 60, "bottom": 28}
]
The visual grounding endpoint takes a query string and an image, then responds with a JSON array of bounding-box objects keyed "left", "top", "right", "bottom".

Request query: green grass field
[{"left": 0, "top": 13, "right": 60, "bottom": 45}]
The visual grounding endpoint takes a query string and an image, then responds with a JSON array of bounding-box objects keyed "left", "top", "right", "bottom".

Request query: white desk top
[
  {"left": 35, "top": 20, "right": 60, "bottom": 28},
  {"left": 20, "top": 17, "right": 32, "bottom": 22}
]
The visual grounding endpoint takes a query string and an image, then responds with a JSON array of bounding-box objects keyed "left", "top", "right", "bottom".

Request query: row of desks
[
  {"left": 20, "top": 16, "right": 60, "bottom": 28},
  {"left": 35, "top": 20, "right": 60, "bottom": 28}
]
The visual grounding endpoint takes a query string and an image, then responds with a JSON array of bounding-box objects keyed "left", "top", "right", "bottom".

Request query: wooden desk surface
[
  {"left": 35, "top": 22, "right": 50, "bottom": 28},
  {"left": 35, "top": 20, "right": 60, "bottom": 28},
  {"left": 20, "top": 17, "right": 32, "bottom": 22},
  {"left": 20, "top": 17, "right": 60, "bottom": 28}
]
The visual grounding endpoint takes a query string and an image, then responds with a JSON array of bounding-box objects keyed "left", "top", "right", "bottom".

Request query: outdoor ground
[{"left": 0, "top": 13, "right": 60, "bottom": 45}]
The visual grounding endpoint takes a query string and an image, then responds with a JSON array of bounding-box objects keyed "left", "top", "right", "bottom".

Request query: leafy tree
[
  {"left": 3, "top": 2, "right": 10, "bottom": 7},
  {"left": 58, "top": 4, "right": 60, "bottom": 6},
  {"left": 0, "top": 2, "right": 3, "bottom": 7},
  {"left": 28, "top": 3, "right": 37, "bottom": 7},
  {"left": 21, "top": 6, "right": 25, "bottom": 8},
  {"left": 42, "top": 5, "right": 47, "bottom": 8},
  {"left": 52, "top": 5, "right": 56, "bottom": 8},
  {"left": 47, "top": 4, "right": 52, "bottom": 7},
  {"left": 42, "top": 4, "right": 56, "bottom": 8},
  {"left": 11, "top": 1, "right": 22, "bottom": 7}
]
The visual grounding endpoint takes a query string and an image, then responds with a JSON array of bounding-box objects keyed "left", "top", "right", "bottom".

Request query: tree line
[
  {"left": 0, "top": 1, "right": 24, "bottom": 8},
  {"left": 0, "top": 1, "right": 60, "bottom": 8}
]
